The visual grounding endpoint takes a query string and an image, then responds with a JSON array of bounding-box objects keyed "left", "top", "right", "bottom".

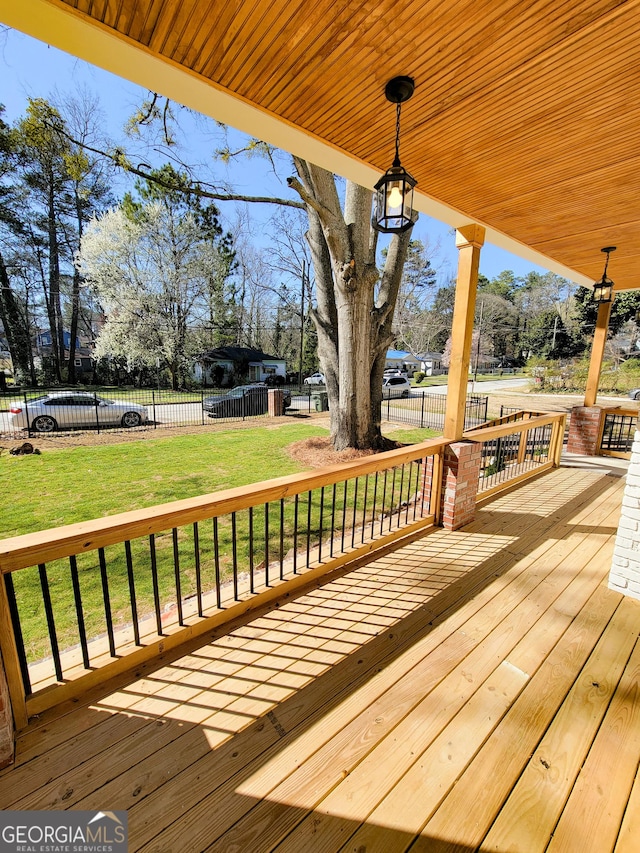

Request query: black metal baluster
[
  {"left": 293, "top": 496, "right": 299, "bottom": 574},
  {"left": 398, "top": 464, "right": 406, "bottom": 528},
  {"left": 264, "top": 503, "right": 270, "bottom": 586},
  {"left": 147, "top": 536, "right": 162, "bottom": 637},
  {"left": 38, "top": 564, "right": 63, "bottom": 680},
  {"left": 380, "top": 470, "right": 389, "bottom": 535},
  {"left": 389, "top": 467, "right": 398, "bottom": 530},
  {"left": 232, "top": 512, "right": 239, "bottom": 600},
  {"left": 371, "top": 472, "right": 379, "bottom": 538},
  {"left": 341, "top": 481, "right": 348, "bottom": 553},
  {"left": 279, "top": 499, "right": 285, "bottom": 579},
  {"left": 69, "top": 555, "right": 89, "bottom": 669},
  {"left": 318, "top": 487, "right": 325, "bottom": 562},
  {"left": 330, "top": 483, "right": 337, "bottom": 557},
  {"left": 193, "top": 522, "right": 203, "bottom": 617},
  {"left": 306, "top": 490, "right": 312, "bottom": 567},
  {"left": 361, "top": 475, "right": 369, "bottom": 543},
  {"left": 4, "top": 574, "right": 31, "bottom": 695},
  {"left": 249, "top": 508, "right": 255, "bottom": 590},
  {"left": 124, "top": 540, "right": 140, "bottom": 645},
  {"left": 213, "top": 517, "right": 222, "bottom": 608},
  {"left": 172, "top": 528, "right": 184, "bottom": 626},
  {"left": 98, "top": 549, "right": 116, "bottom": 656},
  {"left": 351, "top": 478, "right": 359, "bottom": 548}
]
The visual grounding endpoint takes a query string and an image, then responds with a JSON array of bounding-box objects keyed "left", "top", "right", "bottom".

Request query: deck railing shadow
[{"left": 0, "top": 466, "right": 619, "bottom": 851}]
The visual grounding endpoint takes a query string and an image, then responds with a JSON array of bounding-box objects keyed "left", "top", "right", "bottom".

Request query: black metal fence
[
  {"left": 382, "top": 391, "right": 488, "bottom": 431},
  {"left": 1, "top": 386, "right": 488, "bottom": 436},
  {"left": 0, "top": 387, "right": 305, "bottom": 435}
]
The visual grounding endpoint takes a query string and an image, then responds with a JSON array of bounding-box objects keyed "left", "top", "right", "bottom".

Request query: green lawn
[
  {"left": 2, "top": 421, "right": 439, "bottom": 662},
  {"left": 1, "top": 423, "right": 330, "bottom": 539}
]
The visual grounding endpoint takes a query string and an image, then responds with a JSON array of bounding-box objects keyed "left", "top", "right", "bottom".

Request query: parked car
[
  {"left": 629, "top": 389, "right": 640, "bottom": 400},
  {"left": 383, "top": 367, "right": 408, "bottom": 378},
  {"left": 203, "top": 384, "right": 291, "bottom": 418},
  {"left": 382, "top": 376, "right": 411, "bottom": 398},
  {"left": 304, "top": 372, "right": 325, "bottom": 385},
  {"left": 9, "top": 392, "right": 148, "bottom": 432}
]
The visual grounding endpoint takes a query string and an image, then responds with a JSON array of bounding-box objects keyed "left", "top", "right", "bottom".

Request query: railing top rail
[
  {"left": 600, "top": 406, "right": 639, "bottom": 418},
  {"left": 463, "top": 412, "right": 565, "bottom": 442},
  {"left": 0, "top": 436, "right": 448, "bottom": 574}
]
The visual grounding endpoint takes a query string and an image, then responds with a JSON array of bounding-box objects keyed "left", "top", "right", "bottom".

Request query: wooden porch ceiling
[
  {"left": 2, "top": 466, "right": 639, "bottom": 851},
  {"left": 3, "top": 1, "right": 640, "bottom": 290}
]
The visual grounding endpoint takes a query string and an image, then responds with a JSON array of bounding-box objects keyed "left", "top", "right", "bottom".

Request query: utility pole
[
  {"left": 473, "top": 299, "right": 484, "bottom": 384},
  {"left": 551, "top": 314, "right": 559, "bottom": 353}
]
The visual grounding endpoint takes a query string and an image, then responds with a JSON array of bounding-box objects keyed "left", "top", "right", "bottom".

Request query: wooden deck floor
[{"left": 1, "top": 465, "right": 639, "bottom": 852}]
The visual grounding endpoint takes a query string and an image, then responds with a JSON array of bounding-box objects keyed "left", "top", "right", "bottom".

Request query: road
[{"left": 0, "top": 379, "right": 532, "bottom": 434}]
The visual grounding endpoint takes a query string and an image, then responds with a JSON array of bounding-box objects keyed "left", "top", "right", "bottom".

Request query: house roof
[
  {"left": 4, "top": 1, "right": 639, "bottom": 292},
  {"left": 386, "top": 350, "right": 414, "bottom": 360},
  {"left": 199, "top": 346, "right": 283, "bottom": 363}
]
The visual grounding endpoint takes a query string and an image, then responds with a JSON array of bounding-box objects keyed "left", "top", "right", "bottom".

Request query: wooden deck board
[{"left": 1, "top": 467, "right": 638, "bottom": 853}]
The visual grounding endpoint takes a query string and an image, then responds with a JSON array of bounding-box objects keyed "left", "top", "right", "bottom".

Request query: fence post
[
  {"left": 420, "top": 392, "right": 425, "bottom": 429},
  {"left": 152, "top": 390, "right": 157, "bottom": 428},
  {"left": 201, "top": 389, "right": 205, "bottom": 425},
  {"left": 94, "top": 392, "right": 100, "bottom": 434},
  {"left": 24, "top": 391, "right": 31, "bottom": 437}
]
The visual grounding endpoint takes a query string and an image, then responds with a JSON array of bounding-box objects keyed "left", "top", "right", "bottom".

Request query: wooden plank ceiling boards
[{"left": 3, "top": 0, "right": 639, "bottom": 290}]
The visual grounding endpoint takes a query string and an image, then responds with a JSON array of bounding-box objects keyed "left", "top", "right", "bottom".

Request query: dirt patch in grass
[{"left": 286, "top": 434, "right": 403, "bottom": 469}]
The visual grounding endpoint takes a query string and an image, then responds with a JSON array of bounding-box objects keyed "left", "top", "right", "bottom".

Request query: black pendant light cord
[{"left": 393, "top": 102, "right": 402, "bottom": 168}]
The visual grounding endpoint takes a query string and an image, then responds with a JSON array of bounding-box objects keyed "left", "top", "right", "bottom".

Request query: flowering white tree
[{"left": 78, "top": 191, "right": 234, "bottom": 388}]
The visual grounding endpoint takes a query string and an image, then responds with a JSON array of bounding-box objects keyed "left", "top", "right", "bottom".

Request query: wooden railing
[
  {"left": 597, "top": 406, "right": 637, "bottom": 458},
  {"left": 464, "top": 411, "right": 566, "bottom": 500},
  {"left": 0, "top": 438, "right": 447, "bottom": 727}
]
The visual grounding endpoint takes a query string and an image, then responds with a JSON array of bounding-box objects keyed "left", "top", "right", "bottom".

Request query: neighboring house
[
  {"left": 36, "top": 330, "right": 94, "bottom": 375},
  {"left": 385, "top": 349, "right": 421, "bottom": 377},
  {"left": 418, "top": 351, "right": 445, "bottom": 376},
  {"left": 194, "top": 346, "right": 287, "bottom": 387}
]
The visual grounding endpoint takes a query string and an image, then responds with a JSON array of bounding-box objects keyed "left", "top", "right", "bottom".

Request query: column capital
[{"left": 455, "top": 224, "right": 486, "bottom": 250}]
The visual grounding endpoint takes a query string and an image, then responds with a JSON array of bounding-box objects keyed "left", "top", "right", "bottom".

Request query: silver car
[
  {"left": 382, "top": 376, "right": 411, "bottom": 398},
  {"left": 9, "top": 392, "right": 148, "bottom": 432}
]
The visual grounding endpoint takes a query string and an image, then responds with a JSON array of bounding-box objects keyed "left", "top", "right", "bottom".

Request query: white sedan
[
  {"left": 304, "top": 372, "right": 325, "bottom": 385},
  {"left": 382, "top": 376, "right": 411, "bottom": 398},
  {"left": 9, "top": 392, "right": 148, "bottom": 432}
]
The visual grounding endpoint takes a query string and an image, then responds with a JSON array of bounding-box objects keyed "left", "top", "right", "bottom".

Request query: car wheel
[
  {"left": 32, "top": 415, "right": 57, "bottom": 433},
  {"left": 121, "top": 411, "right": 142, "bottom": 427},
  {"left": 633, "top": 391, "right": 640, "bottom": 401},
  {"left": 401, "top": 389, "right": 410, "bottom": 398}
]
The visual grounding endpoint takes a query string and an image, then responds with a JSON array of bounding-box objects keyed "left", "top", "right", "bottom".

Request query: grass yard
[
  {"left": 0, "top": 423, "right": 330, "bottom": 539},
  {"left": 2, "top": 421, "right": 439, "bottom": 663}
]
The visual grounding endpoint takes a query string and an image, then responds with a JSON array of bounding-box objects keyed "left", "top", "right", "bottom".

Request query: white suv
[{"left": 382, "top": 376, "right": 411, "bottom": 398}]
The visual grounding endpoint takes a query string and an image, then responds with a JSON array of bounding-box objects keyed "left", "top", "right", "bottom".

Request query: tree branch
[{"left": 42, "top": 118, "right": 306, "bottom": 210}]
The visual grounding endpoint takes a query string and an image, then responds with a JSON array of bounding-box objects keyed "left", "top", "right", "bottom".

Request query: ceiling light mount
[{"left": 372, "top": 76, "right": 418, "bottom": 234}]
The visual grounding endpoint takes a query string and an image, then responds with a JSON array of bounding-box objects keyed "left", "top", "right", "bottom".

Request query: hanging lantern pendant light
[
  {"left": 593, "top": 246, "right": 616, "bottom": 303},
  {"left": 373, "top": 76, "right": 419, "bottom": 234}
]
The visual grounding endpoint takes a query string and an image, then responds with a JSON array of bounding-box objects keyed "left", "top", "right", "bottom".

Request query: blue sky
[{"left": 1, "top": 27, "right": 551, "bottom": 284}]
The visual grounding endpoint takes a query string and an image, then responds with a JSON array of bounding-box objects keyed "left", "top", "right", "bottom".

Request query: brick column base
[
  {"left": 267, "top": 388, "right": 284, "bottom": 417},
  {"left": 566, "top": 405, "right": 602, "bottom": 455},
  {"left": 0, "top": 651, "right": 15, "bottom": 769},
  {"left": 441, "top": 441, "right": 482, "bottom": 530}
]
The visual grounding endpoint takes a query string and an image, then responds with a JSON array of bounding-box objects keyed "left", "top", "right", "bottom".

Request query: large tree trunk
[
  {"left": 0, "top": 251, "right": 34, "bottom": 383},
  {"left": 289, "top": 160, "right": 413, "bottom": 451},
  {"left": 46, "top": 176, "right": 63, "bottom": 382}
]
